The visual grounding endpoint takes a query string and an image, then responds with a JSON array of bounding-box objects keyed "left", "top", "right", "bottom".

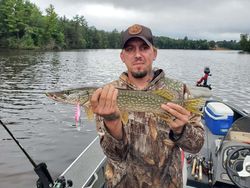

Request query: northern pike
[{"left": 46, "top": 87, "right": 205, "bottom": 123}]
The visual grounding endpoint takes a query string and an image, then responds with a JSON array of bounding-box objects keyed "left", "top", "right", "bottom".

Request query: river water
[{"left": 0, "top": 49, "right": 250, "bottom": 188}]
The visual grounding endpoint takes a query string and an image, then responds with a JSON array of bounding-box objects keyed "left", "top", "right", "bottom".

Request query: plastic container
[{"left": 204, "top": 102, "right": 234, "bottom": 135}]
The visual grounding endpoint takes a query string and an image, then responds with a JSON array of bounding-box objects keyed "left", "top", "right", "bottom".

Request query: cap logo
[{"left": 128, "top": 24, "right": 142, "bottom": 35}]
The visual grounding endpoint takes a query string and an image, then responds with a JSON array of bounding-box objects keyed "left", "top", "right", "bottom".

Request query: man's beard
[{"left": 131, "top": 70, "right": 148, "bottom": 78}]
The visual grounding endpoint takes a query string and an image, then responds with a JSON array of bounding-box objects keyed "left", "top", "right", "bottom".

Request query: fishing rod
[{"left": 0, "top": 119, "right": 72, "bottom": 188}]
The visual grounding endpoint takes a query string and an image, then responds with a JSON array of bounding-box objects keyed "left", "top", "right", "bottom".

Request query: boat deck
[
  {"left": 61, "top": 136, "right": 106, "bottom": 188},
  {"left": 61, "top": 99, "right": 247, "bottom": 188}
]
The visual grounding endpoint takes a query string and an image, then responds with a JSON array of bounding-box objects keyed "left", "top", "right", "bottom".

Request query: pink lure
[{"left": 75, "top": 103, "right": 81, "bottom": 127}]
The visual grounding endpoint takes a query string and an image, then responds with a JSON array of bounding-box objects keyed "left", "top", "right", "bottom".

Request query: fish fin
[
  {"left": 184, "top": 98, "right": 205, "bottom": 115},
  {"left": 121, "top": 111, "right": 129, "bottom": 125},
  {"left": 153, "top": 89, "right": 174, "bottom": 101},
  {"left": 83, "top": 102, "right": 94, "bottom": 120}
]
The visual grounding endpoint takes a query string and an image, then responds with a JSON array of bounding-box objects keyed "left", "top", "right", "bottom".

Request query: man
[{"left": 90, "top": 24, "right": 204, "bottom": 188}]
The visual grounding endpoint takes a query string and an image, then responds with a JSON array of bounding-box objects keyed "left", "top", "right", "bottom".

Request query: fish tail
[{"left": 184, "top": 98, "right": 205, "bottom": 115}]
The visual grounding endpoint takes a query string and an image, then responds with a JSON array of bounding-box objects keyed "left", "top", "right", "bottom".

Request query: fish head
[{"left": 46, "top": 87, "right": 96, "bottom": 106}]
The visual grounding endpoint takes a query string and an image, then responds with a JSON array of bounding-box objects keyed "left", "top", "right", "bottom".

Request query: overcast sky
[{"left": 29, "top": 0, "right": 250, "bottom": 41}]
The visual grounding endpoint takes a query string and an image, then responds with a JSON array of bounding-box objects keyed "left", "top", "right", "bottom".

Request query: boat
[
  {"left": 2, "top": 88, "right": 250, "bottom": 188},
  {"left": 58, "top": 96, "right": 250, "bottom": 188}
]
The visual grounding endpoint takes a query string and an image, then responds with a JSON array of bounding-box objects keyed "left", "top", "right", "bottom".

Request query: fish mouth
[
  {"left": 45, "top": 92, "right": 53, "bottom": 98},
  {"left": 45, "top": 92, "right": 57, "bottom": 98},
  {"left": 45, "top": 92, "right": 64, "bottom": 101},
  {"left": 45, "top": 91, "right": 88, "bottom": 105}
]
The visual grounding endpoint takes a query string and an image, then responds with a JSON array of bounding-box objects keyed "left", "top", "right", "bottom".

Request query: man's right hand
[{"left": 90, "top": 85, "right": 123, "bottom": 140}]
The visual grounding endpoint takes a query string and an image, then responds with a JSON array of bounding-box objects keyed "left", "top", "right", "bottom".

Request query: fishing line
[
  {"left": 0, "top": 119, "right": 56, "bottom": 188},
  {"left": 0, "top": 119, "right": 37, "bottom": 168}
]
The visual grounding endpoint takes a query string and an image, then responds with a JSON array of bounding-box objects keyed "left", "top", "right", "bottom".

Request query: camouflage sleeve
[
  {"left": 96, "top": 115, "right": 128, "bottom": 162},
  {"left": 168, "top": 83, "right": 205, "bottom": 153},
  {"left": 169, "top": 115, "right": 205, "bottom": 154}
]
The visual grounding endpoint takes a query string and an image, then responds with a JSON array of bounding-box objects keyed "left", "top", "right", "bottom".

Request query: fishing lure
[{"left": 74, "top": 103, "right": 81, "bottom": 128}]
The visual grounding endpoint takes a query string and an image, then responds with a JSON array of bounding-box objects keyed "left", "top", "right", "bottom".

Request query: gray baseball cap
[{"left": 121, "top": 24, "right": 154, "bottom": 48}]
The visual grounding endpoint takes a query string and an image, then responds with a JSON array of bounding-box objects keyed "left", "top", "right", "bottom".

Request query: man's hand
[
  {"left": 90, "top": 85, "right": 123, "bottom": 140},
  {"left": 161, "top": 102, "right": 191, "bottom": 134}
]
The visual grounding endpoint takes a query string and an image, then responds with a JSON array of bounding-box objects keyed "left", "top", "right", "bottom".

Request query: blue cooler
[{"left": 204, "top": 102, "right": 234, "bottom": 135}]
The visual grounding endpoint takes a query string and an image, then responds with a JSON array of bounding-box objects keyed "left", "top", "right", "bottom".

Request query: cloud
[{"left": 29, "top": 0, "right": 250, "bottom": 41}]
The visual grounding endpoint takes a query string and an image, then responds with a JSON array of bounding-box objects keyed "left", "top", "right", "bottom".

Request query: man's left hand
[{"left": 161, "top": 102, "right": 191, "bottom": 134}]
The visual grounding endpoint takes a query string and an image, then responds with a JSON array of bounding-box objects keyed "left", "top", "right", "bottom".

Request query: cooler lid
[{"left": 207, "top": 102, "right": 234, "bottom": 116}]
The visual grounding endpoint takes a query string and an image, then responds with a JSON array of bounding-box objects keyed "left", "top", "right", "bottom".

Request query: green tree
[
  {"left": 108, "top": 29, "right": 121, "bottom": 49},
  {"left": 240, "top": 34, "right": 250, "bottom": 52},
  {"left": 209, "top": 41, "right": 216, "bottom": 49},
  {"left": 0, "top": 0, "right": 44, "bottom": 48},
  {"left": 0, "top": 0, "right": 26, "bottom": 47},
  {"left": 42, "top": 4, "right": 64, "bottom": 49},
  {"left": 85, "top": 26, "right": 100, "bottom": 48}
]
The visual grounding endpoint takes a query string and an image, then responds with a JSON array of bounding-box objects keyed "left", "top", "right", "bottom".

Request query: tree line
[
  {"left": 0, "top": 0, "right": 249, "bottom": 52},
  {"left": 239, "top": 34, "right": 250, "bottom": 52},
  {"left": 154, "top": 36, "right": 241, "bottom": 50},
  {"left": 0, "top": 0, "right": 121, "bottom": 49}
]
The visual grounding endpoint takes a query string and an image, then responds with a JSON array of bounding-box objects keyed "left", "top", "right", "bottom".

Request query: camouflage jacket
[{"left": 95, "top": 68, "right": 204, "bottom": 188}]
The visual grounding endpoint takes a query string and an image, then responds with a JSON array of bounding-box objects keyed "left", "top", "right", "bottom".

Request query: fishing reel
[
  {"left": 0, "top": 120, "right": 74, "bottom": 188},
  {"left": 53, "top": 176, "right": 73, "bottom": 188},
  {"left": 36, "top": 175, "right": 73, "bottom": 188}
]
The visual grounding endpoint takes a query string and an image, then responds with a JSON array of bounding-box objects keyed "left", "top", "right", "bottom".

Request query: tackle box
[{"left": 204, "top": 102, "right": 234, "bottom": 135}]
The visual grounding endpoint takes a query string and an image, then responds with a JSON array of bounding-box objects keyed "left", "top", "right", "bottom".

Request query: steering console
[{"left": 226, "top": 146, "right": 250, "bottom": 188}]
